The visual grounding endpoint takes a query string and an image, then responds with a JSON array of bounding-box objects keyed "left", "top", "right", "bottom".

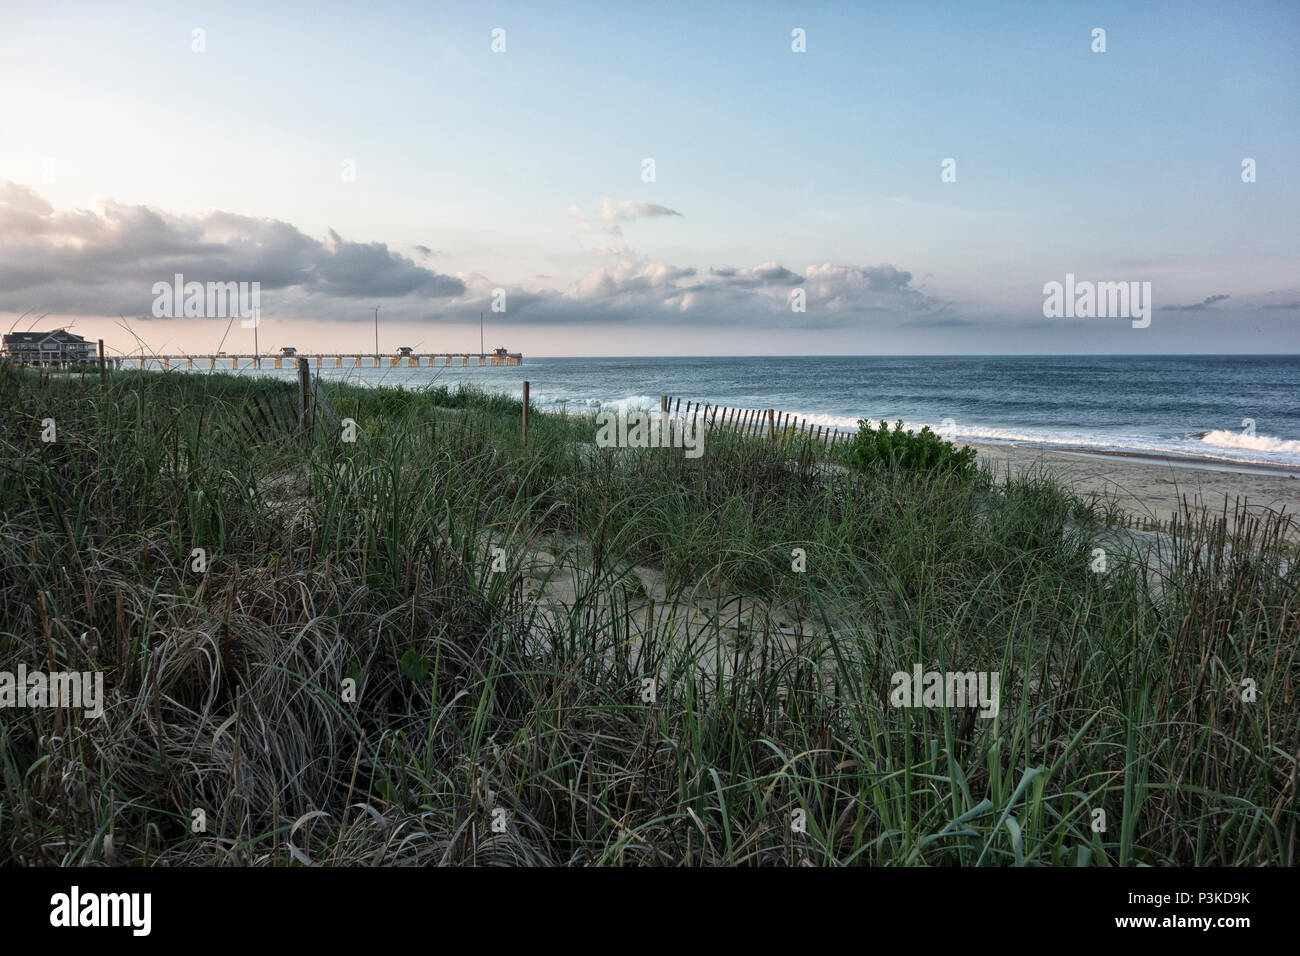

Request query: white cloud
[
  {"left": 0, "top": 184, "right": 946, "bottom": 330},
  {"left": 0, "top": 182, "right": 464, "bottom": 317}
]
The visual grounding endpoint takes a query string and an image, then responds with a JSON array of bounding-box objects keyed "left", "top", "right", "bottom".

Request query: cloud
[
  {"left": 308, "top": 229, "right": 463, "bottom": 298},
  {"left": 805, "top": 263, "right": 917, "bottom": 296},
  {"left": 491, "top": 256, "right": 944, "bottom": 329},
  {"left": 0, "top": 181, "right": 465, "bottom": 316},
  {"left": 0, "top": 181, "right": 54, "bottom": 217},
  {"left": 567, "top": 198, "right": 684, "bottom": 254},
  {"left": 708, "top": 263, "right": 804, "bottom": 286},
  {"left": 0, "top": 185, "right": 946, "bottom": 330},
  {"left": 1159, "top": 293, "right": 1230, "bottom": 312},
  {"left": 594, "top": 199, "right": 683, "bottom": 224},
  {"left": 903, "top": 315, "right": 972, "bottom": 328}
]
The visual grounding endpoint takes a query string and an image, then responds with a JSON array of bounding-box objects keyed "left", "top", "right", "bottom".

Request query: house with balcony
[{"left": 1, "top": 329, "right": 96, "bottom": 366}]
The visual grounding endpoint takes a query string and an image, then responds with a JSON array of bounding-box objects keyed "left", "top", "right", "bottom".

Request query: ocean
[{"left": 168, "top": 355, "right": 1300, "bottom": 470}]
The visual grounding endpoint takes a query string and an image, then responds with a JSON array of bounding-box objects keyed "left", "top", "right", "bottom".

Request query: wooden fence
[
  {"left": 658, "top": 394, "right": 854, "bottom": 453},
  {"left": 214, "top": 357, "right": 340, "bottom": 447}
]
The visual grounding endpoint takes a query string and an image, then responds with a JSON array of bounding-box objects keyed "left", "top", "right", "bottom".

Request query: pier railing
[{"left": 104, "top": 351, "right": 523, "bottom": 370}]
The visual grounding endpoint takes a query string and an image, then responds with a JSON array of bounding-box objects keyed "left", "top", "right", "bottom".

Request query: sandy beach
[{"left": 969, "top": 441, "right": 1300, "bottom": 526}]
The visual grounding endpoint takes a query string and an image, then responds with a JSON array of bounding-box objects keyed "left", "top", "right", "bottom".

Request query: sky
[{"left": 1, "top": 0, "right": 1297, "bottom": 356}]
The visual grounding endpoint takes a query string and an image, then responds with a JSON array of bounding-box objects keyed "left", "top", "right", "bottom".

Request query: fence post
[
  {"left": 522, "top": 380, "right": 530, "bottom": 445},
  {"left": 97, "top": 339, "right": 106, "bottom": 390},
  {"left": 767, "top": 409, "right": 775, "bottom": 439},
  {"left": 297, "top": 357, "right": 312, "bottom": 437}
]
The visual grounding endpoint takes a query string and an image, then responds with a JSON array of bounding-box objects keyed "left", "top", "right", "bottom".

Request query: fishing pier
[{"left": 103, "top": 351, "right": 523, "bottom": 371}]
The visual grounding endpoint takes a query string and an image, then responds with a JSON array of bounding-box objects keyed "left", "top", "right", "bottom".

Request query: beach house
[{"left": 1, "top": 329, "right": 96, "bottom": 366}]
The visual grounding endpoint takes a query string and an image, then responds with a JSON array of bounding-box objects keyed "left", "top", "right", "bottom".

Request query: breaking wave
[{"left": 1197, "top": 429, "right": 1300, "bottom": 455}]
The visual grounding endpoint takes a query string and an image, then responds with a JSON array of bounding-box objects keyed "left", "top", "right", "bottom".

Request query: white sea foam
[
  {"left": 530, "top": 392, "right": 659, "bottom": 414},
  {"left": 1197, "top": 429, "right": 1300, "bottom": 455}
]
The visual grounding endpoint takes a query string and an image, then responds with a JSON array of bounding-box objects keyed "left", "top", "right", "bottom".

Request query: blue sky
[{"left": 1, "top": 0, "right": 1297, "bottom": 355}]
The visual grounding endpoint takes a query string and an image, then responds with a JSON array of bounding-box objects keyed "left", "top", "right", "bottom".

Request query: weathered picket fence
[
  {"left": 215, "top": 357, "right": 339, "bottom": 447},
  {"left": 658, "top": 394, "right": 854, "bottom": 453}
]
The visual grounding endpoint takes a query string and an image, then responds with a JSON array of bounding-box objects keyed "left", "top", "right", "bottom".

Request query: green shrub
[{"left": 843, "top": 418, "right": 978, "bottom": 481}]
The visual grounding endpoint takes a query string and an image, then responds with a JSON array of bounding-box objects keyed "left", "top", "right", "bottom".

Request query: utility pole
[
  {"left": 480, "top": 311, "right": 484, "bottom": 356},
  {"left": 374, "top": 306, "right": 380, "bottom": 360}
]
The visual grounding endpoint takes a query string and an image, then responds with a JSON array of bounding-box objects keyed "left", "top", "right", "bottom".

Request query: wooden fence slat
[
  {"left": 297, "top": 357, "right": 312, "bottom": 435},
  {"left": 247, "top": 392, "right": 277, "bottom": 441}
]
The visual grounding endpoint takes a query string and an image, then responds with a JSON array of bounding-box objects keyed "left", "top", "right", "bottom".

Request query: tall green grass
[{"left": 0, "top": 363, "right": 1295, "bottom": 865}]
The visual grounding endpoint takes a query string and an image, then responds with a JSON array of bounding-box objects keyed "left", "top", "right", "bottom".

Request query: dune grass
[{"left": 0, "top": 362, "right": 1295, "bottom": 866}]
